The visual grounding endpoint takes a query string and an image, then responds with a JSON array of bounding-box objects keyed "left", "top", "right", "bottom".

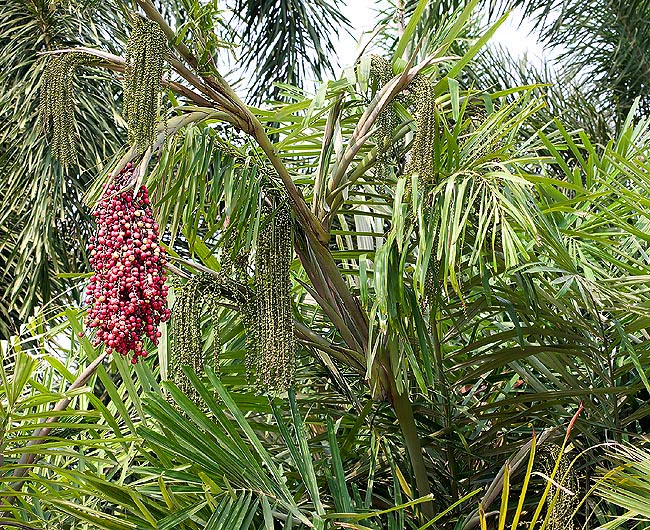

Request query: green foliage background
[{"left": 1, "top": 0, "right": 650, "bottom": 529}]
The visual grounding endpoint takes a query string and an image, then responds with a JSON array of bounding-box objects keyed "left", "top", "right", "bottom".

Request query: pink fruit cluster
[{"left": 84, "top": 163, "right": 170, "bottom": 363}]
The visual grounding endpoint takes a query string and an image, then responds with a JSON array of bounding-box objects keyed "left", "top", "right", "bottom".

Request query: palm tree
[
  {"left": 0, "top": 0, "right": 348, "bottom": 339},
  {"left": 1, "top": 0, "right": 650, "bottom": 528},
  {"left": 507, "top": 0, "right": 650, "bottom": 128}
]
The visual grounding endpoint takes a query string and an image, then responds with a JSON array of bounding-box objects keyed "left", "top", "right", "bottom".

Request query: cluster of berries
[{"left": 84, "top": 163, "right": 170, "bottom": 363}]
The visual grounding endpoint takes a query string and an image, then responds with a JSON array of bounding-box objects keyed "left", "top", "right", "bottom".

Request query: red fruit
[{"left": 84, "top": 165, "right": 169, "bottom": 364}]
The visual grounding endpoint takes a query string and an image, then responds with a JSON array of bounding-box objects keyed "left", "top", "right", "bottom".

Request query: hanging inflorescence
[
  {"left": 540, "top": 443, "right": 582, "bottom": 530},
  {"left": 170, "top": 273, "right": 223, "bottom": 403},
  {"left": 404, "top": 75, "right": 436, "bottom": 185},
  {"left": 124, "top": 16, "right": 167, "bottom": 153},
  {"left": 167, "top": 153, "right": 296, "bottom": 395},
  {"left": 253, "top": 203, "right": 295, "bottom": 392},
  {"left": 370, "top": 55, "right": 401, "bottom": 167},
  {"left": 370, "top": 58, "right": 440, "bottom": 308},
  {"left": 169, "top": 223, "right": 296, "bottom": 398},
  {"left": 40, "top": 52, "right": 93, "bottom": 168},
  {"left": 220, "top": 233, "right": 261, "bottom": 383},
  {"left": 369, "top": 56, "right": 437, "bottom": 186}
]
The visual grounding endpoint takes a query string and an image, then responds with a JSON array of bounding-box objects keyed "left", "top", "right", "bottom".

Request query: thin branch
[
  {"left": 313, "top": 95, "right": 343, "bottom": 218},
  {"left": 294, "top": 276, "right": 365, "bottom": 356},
  {"left": 168, "top": 255, "right": 221, "bottom": 277},
  {"left": 294, "top": 322, "right": 365, "bottom": 374},
  {"left": 0, "top": 521, "right": 39, "bottom": 529},
  {"left": 325, "top": 121, "right": 413, "bottom": 224},
  {"left": 40, "top": 47, "right": 214, "bottom": 108}
]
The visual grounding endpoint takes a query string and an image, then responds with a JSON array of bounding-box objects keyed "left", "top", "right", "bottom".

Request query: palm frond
[{"left": 228, "top": 0, "right": 350, "bottom": 103}]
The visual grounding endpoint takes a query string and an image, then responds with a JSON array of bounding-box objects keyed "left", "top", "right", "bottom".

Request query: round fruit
[{"left": 84, "top": 163, "right": 170, "bottom": 363}]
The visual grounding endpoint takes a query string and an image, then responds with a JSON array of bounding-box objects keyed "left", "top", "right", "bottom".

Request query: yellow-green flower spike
[
  {"left": 124, "top": 16, "right": 167, "bottom": 153},
  {"left": 170, "top": 273, "right": 222, "bottom": 404},
  {"left": 404, "top": 75, "right": 436, "bottom": 184},
  {"left": 39, "top": 52, "right": 93, "bottom": 168},
  {"left": 254, "top": 203, "right": 295, "bottom": 392}
]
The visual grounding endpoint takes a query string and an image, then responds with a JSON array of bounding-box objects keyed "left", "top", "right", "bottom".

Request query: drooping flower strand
[
  {"left": 540, "top": 444, "right": 582, "bottom": 530},
  {"left": 39, "top": 52, "right": 93, "bottom": 168},
  {"left": 369, "top": 56, "right": 437, "bottom": 187},
  {"left": 241, "top": 286, "right": 259, "bottom": 383},
  {"left": 124, "top": 16, "right": 167, "bottom": 152},
  {"left": 167, "top": 203, "right": 296, "bottom": 398},
  {"left": 170, "top": 273, "right": 222, "bottom": 403},
  {"left": 404, "top": 75, "right": 437, "bottom": 185},
  {"left": 84, "top": 163, "right": 170, "bottom": 363},
  {"left": 407, "top": 75, "right": 439, "bottom": 306},
  {"left": 169, "top": 266, "right": 265, "bottom": 397},
  {"left": 217, "top": 239, "right": 260, "bottom": 379},
  {"left": 423, "top": 207, "right": 442, "bottom": 309},
  {"left": 370, "top": 55, "right": 401, "bottom": 169},
  {"left": 369, "top": 58, "right": 439, "bottom": 305},
  {"left": 221, "top": 253, "right": 259, "bottom": 383},
  {"left": 254, "top": 203, "right": 295, "bottom": 392}
]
